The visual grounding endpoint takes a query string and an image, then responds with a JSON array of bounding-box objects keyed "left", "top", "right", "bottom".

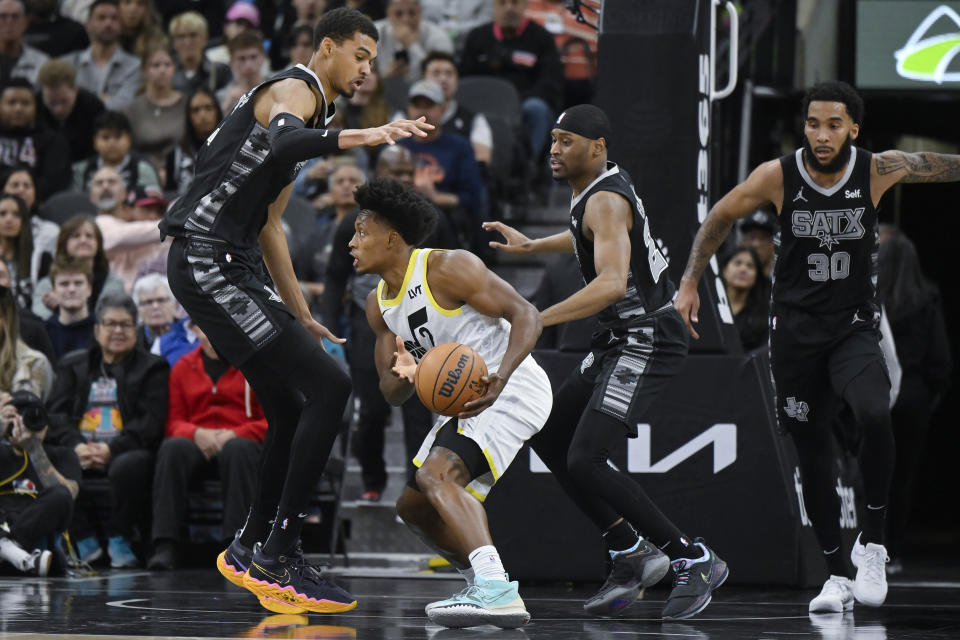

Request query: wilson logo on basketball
[{"left": 438, "top": 354, "right": 470, "bottom": 398}]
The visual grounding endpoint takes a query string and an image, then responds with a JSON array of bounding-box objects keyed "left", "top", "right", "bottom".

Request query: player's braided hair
[{"left": 355, "top": 178, "right": 437, "bottom": 246}]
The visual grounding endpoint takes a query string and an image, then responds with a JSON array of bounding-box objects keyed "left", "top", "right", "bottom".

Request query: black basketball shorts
[
  {"left": 769, "top": 303, "right": 890, "bottom": 434},
  {"left": 167, "top": 237, "right": 296, "bottom": 367}
]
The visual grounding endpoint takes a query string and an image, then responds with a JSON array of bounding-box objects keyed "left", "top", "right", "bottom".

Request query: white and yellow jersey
[
  {"left": 377, "top": 248, "right": 511, "bottom": 371},
  {"left": 377, "top": 248, "right": 553, "bottom": 502}
]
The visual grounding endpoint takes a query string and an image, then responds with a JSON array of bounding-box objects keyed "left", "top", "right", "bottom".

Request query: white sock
[
  {"left": 0, "top": 537, "right": 33, "bottom": 571},
  {"left": 468, "top": 545, "right": 507, "bottom": 582},
  {"left": 458, "top": 566, "right": 476, "bottom": 586}
]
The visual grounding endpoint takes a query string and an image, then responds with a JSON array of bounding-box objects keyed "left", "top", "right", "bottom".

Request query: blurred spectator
[
  {"left": 37, "top": 59, "right": 106, "bottom": 163},
  {"left": 0, "top": 78, "right": 71, "bottom": 197},
  {"left": 0, "top": 279, "right": 51, "bottom": 396},
  {"left": 533, "top": 252, "right": 599, "bottom": 352},
  {"left": 132, "top": 272, "right": 192, "bottom": 366},
  {"left": 284, "top": 23, "right": 315, "bottom": 69},
  {"left": 88, "top": 166, "right": 166, "bottom": 291},
  {"left": 737, "top": 207, "right": 777, "bottom": 279},
  {"left": 526, "top": 0, "right": 597, "bottom": 107},
  {"left": 335, "top": 67, "right": 389, "bottom": 168},
  {"left": 164, "top": 87, "right": 222, "bottom": 197},
  {"left": 460, "top": 0, "right": 562, "bottom": 163},
  {"left": 294, "top": 163, "right": 365, "bottom": 317},
  {"left": 421, "top": 50, "right": 491, "bottom": 164},
  {"left": 122, "top": 41, "right": 186, "bottom": 170},
  {"left": 0, "top": 390, "right": 78, "bottom": 577},
  {"left": 2, "top": 166, "right": 60, "bottom": 278},
  {"left": 322, "top": 147, "right": 439, "bottom": 499},
  {"left": 217, "top": 31, "right": 267, "bottom": 114},
  {"left": 0, "top": 258, "right": 55, "bottom": 361},
  {"left": 146, "top": 320, "right": 265, "bottom": 569},
  {"left": 398, "top": 78, "right": 485, "bottom": 251},
  {"left": 24, "top": 0, "right": 90, "bottom": 57},
  {"left": 47, "top": 292, "right": 169, "bottom": 568},
  {"left": 419, "top": 0, "right": 490, "bottom": 48},
  {"left": 116, "top": 0, "right": 162, "bottom": 59},
  {"left": 292, "top": 0, "right": 329, "bottom": 25},
  {"left": 326, "top": 0, "right": 386, "bottom": 21},
  {"left": 0, "top": 193, "right": 52, "bottom": 308},
  {"left": 31, "top": 215, "right": 125, "bottom": 321},
  {"left": 719, "top": 246, "right": 770, "bottom": 352},
  {"left": 169, "top": 11, "right": 231, "bottom": 94},
  {"left": 72, "top": 110, "right": 161, "bottom": 193},
  {"left": 205, "top": 2, "right": 263, "bottom": 68},
  {"left": 44, "top": 257, "right": 95, "bottom": 360},
  {"left": 62, "top": 0, "right": 142, "bottom": 111},
  {"left": 0, "top": 0, "right": 48, "bottom": 86},
  {"left": 878, "top": 232, "right": 952, "bottom": 571},
  {"left": 59, "top": 0, "right": 95, "bottom": 23},
  {"left": 374, "top": 0, "right": 453, "bottom": 83}
]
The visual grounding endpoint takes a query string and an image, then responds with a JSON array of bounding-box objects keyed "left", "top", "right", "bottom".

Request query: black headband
[{"left": 553, "top": 104, "right": 612, "bottom": 141}]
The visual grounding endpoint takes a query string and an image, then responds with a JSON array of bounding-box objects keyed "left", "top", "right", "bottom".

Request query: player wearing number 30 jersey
[{"left": 676, "top": 81, "right": 960, "bottom": 614}]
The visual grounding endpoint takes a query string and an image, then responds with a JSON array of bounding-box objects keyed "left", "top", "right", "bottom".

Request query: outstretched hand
[
  {"left": 673, "top": 281, "right": 701, "bottom": 340},
  {"left": 482, "top": 221, "right": 531, "bottom": 254},
  {"left": 303, "top": 318, "right": 346, "bottom": 348},
  {"left": 391, "top": 335, "right": 417, "bottom": 383},
  {"left": 366, "top": 116, "right": 433, "bottom": 146}
]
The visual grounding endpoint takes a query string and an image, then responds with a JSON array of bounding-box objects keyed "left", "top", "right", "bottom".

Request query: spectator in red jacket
[{"left": 146, "top": 319, "right": 266, "bottom": 570}]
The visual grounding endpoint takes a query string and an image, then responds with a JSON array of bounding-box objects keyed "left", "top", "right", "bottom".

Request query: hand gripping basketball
[{"left": 414, "top": 343, "right": 488, "bottom": 417}]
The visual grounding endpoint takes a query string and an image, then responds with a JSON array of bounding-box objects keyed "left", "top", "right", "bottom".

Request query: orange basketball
[{"left": 414, "top": 342, "right": 488, "bottom": 417}]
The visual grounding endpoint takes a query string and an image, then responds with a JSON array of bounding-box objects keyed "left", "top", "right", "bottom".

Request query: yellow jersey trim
[
  {"left": 482, "top": 448, "right": 499, "bottom": 481},
  {"left": 465, "top": 486, "right": 487, "bottom": 503},
  {"left": 379, "top": 249, "right": 421, "bottom": 307},
  {"left": 422, "top": 249, "right": 463, "bottom": 317}
]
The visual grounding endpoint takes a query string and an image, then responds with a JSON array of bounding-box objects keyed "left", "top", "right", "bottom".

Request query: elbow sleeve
[{"left": 268, "top": 112, "right": 341, "bottom": 163}]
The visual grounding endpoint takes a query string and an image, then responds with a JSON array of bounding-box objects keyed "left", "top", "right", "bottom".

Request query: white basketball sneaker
[
  {"left": 809, "top": 575, "right": 854, "bottom": 613},
  {"left": 850, "top": 533, "right": 889, "bottom": 606}
]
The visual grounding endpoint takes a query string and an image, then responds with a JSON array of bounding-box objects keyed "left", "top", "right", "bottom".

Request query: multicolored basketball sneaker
[
  {"left": 217, "top": 537, "right": 306, "bottom": 614},
  {"left": 243, "top": 544, "right": 357, "bottom": 614},
  {"left": 426, "top": 574, "right": 530, "bottom": 629}
]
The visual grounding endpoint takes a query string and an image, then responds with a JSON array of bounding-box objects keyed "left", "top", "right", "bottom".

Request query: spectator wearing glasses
[
  {"left": 131, "top": 273, "right": 192, "bottom": 366},
  {"left": 46, "top": 292, "right": 169, "bottom": 568},
  {"left": 0, "top": 0, "right": 49, "bottom": 86}
]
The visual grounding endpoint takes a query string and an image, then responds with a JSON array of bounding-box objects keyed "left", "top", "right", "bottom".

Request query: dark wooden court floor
[{"left": 0, "top": 567, "right": 957, "bottom": 639}]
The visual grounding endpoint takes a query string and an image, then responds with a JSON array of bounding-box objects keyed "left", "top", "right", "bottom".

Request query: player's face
[
  {"left": 324, "top": 32, "right": 377, "bottom": 98},
  {"left": 349, "top": 211, "right": 393, "bottom": 274},
  {"left": 549, "top": 128, "right": 594, "bottom": 180},
  {"left": 803, "top": 101, "right": 859, "bottom": 174}
]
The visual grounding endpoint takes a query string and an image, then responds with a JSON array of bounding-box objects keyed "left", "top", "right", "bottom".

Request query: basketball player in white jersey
[
  {"left": 676, "top": 81, "right": 960, "bottom": 613},
  {"left": 350, "top": 178, "right": 552, "bottom": 629}
]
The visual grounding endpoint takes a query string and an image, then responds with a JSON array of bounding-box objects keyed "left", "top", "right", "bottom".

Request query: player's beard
[{"left": 803, "top": 133, "right": 852, "bottom": 174}]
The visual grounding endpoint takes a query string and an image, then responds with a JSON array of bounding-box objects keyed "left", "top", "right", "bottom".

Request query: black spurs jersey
[
  {"left": 159, "top": 64, "right": 335, "bottom": 248},
  {"left": 569, "top": 162, "right": 673, "bottom": 329},
  {"left": 775, "top": 147, "right": 878, "bottom": 316}
]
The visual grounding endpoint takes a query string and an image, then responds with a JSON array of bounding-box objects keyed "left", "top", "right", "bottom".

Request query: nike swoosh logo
[
  {"left": 252, "top": 562, "right": 291, "bottom": 584},
  {"left": 701, "top": 572, "right": 711, "bottom": 583}
]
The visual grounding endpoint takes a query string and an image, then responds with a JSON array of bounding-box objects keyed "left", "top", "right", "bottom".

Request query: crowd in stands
[{"left": 0, "top": 0, "right": 600, "bottom": 575}]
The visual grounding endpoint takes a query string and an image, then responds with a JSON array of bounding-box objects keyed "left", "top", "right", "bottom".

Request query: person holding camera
[
  {"left": 0, "top": 391, "right": 80, "bottom": 576},
  {"left": 46, "top": 293, "right": 169, "bottom": 568}
]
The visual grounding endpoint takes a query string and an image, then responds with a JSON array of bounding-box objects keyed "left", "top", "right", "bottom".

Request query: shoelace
[
  {"left": 823, "top": 578, "right": 848, "bottom": 597},
  {"left": 672, "top": 559, "right": 691, "bottom": 587},
  {"left": 862, "top": 547, "right": 889, "bottom": 584}
]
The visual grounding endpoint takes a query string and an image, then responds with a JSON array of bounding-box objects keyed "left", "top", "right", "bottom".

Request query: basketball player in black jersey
[
  {"left": 159, "top": 9, "right": 432, "bottom": 613},
  {"left": 485, "top": 105, "right": 727, "bottom": 621},
  {"left": 676, "top": 81, "right": 960, "bottom": 614}
]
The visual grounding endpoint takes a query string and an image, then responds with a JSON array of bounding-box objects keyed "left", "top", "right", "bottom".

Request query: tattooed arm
[
  {"left": 7, "top": 420, "right": 80, "bottom": 498},
  {"left": 675, "top": 159, "right": 784, "bottom": 338},
  {"left": 872, "top": 150, "right": 960, "bottom": 202}
]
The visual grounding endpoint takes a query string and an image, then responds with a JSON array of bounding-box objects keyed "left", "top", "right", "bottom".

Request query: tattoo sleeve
[
  {"left": 876, "top": 151, "right": 960, "bottom": 183},
  {"left": 23, "top": 440, "right": 79, "bottom": 499},
  {"left": 682, "top": 214, "right": 734, "bottom": 282}
]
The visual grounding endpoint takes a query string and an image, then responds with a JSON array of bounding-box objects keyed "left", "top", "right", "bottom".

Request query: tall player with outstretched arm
[
  {"left": 159, "top": 9, "right": 431, "bottom": 613},
  {"left": 675, "top": 81, "right": 960, "bottom": 613}
]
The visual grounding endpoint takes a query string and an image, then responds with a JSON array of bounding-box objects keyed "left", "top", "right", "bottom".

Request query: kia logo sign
[{"left": 530, "top": 423, "right": 737, "bottom": 474}]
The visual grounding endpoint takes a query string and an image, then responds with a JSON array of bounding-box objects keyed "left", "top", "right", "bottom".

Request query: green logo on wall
[{"left": 894, "top": 5, "right": 960, "bottom": 84}]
